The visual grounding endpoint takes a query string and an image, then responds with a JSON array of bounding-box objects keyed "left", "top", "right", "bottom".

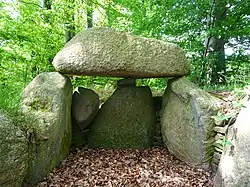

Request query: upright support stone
[
  {"left": 87, "top": 85, "right": 155, "bottom": 148},
  {"left": 0, "top": 110, "right": 28, "bottom": 187},
  {"left": 161, "top": 77, "right": 219, "bottom": 167},
  {"left": 214, "top": 101, "right": 250, "bottom": 187},
  {"left": 21, "top": 72, "right": 72, "bottom": 185}
]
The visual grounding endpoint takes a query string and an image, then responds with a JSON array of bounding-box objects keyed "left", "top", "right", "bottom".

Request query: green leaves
[
  {"left": 217, "top": 136, "right": 232, "bottom": 148},
  {"left": 0, "top": 0, "right": 249, "bottom": 112},
  {"left": 212, "top": 111, "right": 237, "bottom": 122}
]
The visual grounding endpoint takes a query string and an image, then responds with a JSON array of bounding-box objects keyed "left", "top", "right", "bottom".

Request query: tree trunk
[
  {"left": 65, "top": 15, "right": 76, "bottom": 43},
  {"left": 42, "top": 0, "right": 51, "bottom": 23},
  {"left": 86, "top": 0, "right": 93, "bottom": 28},
  {"left": 209, "top": 37, "right": 226, "bottom": 84},
  {"left": 203, "top": 0, "right": 227, "bottom": 84},
  {"left": 64, "top": 0, "right": 76, "bottom": 43},
  {"left": 42, "top": 0, "right": 51, "bottom": 9},
  {"left": 211, "top": 0, "right": 226, "bottom": 84}
]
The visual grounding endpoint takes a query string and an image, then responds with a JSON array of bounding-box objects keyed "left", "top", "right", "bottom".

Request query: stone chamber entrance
[{"left": 2, "top": 27, "right": 230, "bottom": 186}]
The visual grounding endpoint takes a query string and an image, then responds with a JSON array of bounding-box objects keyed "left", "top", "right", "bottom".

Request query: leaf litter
[{"left": 37, "top": 148, "right": 213, "bottom": 187}]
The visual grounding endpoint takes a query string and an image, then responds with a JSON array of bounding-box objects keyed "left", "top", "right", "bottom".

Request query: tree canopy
[{"left": 0, "top": 0, "right": 249, "bottom": 111}]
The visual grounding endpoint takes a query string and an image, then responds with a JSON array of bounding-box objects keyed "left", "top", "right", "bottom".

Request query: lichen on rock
[
  {"left": 52, "top": 27, "right": 189, "bottom": 78},
  {"left": 0, "top": 109, "right": 28, "bottom": 187},
  {"left": 161, "top": 77, "right": 219, "bottom": 167},
  {"left": 87, "top": 86, "right": 155, "bottom": 148},
  {"left": 21, "top": 72, "right": 72, "bottom": 185}
]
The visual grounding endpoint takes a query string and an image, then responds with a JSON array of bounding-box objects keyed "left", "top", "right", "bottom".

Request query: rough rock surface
[
  {"left": 71, "top": 87, "right": 99, "bottom": 130},
  {"left": 21, "top": 72, "right": 72, "bottom": 185},
  {"left": 161, "top": 77, "right": 219, "bottom": 167},
  {"left": 214, "top": 101, "right": 250, "bottom": 187},
  {"left": 87, "top": 86, "right": 155, "bottom": 148},
  {"left": 0, "top": 110, "right": 28, "bottom": 187},
  {"left": 52, "top": 27, "right": 189, "bottom": 78},
  {"left": 71, "top": 87, "right": 99, "bottom": 148},
  {"left": 116, "top": 78, "right": 136, "bottom": 88}
]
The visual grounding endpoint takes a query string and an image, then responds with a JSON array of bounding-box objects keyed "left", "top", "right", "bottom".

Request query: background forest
[{"left": 0, "top": 0, "right": 250, "bottom": 113}]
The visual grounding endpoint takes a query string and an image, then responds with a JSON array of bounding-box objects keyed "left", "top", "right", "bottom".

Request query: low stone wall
[{"left": 211, "top": 117, "right": 236, "bottom": 172}]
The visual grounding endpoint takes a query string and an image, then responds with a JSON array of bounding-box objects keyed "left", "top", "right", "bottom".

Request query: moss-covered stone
[
  {"left": 161, "top": 77, "right": 219, "bottom": 167},
  {"left": 88, "top": 86, "right": 155, "bottom": 148},
  {"left": 0, "top": 109, "right": 28, "bottom": 187},
  {"left": 21, "top": 72, "right": 72, "bottom": 185}
]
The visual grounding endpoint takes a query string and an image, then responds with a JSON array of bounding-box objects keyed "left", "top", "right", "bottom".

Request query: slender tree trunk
[
  {"left": 64, "top": 0, "right": 76, "bottom": 43},
  {"left": 42, "top": 0, "right": 51, "bottom": 9},
  {"left": 42, "top": 0, "right": 51, "bottom": 23},
  {"left": 106, "top": 3, "right": 113, "bottom": 26},
  {"left": 203, "top": 0, "right": 227, "bottom": 84},
  {"left": 86, "top": 0, "right": 93, "bottom": 28},
  {"left": 65, "top": 15, "right": 76, "bottom": 43},
  {"left": 211, "top": 0, "right": 226, "bottom": 84}
]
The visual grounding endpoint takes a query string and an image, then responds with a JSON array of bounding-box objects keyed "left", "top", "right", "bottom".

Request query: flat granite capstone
[{"left": 52, "top": 27, "right": 189, "bottom": 78}]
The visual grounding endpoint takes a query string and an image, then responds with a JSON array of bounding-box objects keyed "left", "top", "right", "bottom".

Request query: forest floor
[{"left": 36, "top": 148, "right": 213, "bottom": 187}]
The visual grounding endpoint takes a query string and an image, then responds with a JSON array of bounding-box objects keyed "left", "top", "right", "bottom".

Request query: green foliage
[
  {"left": 0, "top": 85, "right": 23, "bottom": 114},
  {"left": 212, "top": 85, "right": 250, "bottom": 150},
  {"left": 217, "top": 136, "right": 232, "bottom": 148},
  {"left": 0, "top": 0, "right": 249, "bottom": 113},
  {"left": 212, "top": 111, "right": 236, "bottom": 122}
]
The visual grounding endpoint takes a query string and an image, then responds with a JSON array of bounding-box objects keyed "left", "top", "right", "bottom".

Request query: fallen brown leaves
[{"left": 37, "top": 148, "right": 213, "bottom": 187}]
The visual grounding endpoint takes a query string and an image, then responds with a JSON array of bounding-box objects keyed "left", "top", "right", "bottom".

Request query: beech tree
[
  {"left": 104, "top": 0, "right": 250, "bottom": 85},
  {"left": 0, "top": 0, "right": 249, "bottom": 111}
]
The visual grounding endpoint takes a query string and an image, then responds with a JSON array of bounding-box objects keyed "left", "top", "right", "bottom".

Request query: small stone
[
  {"left": 213, "top": 125, "right": 228, "bottom": 134},
  {"left": 212, "top": 152, "right": 222, "bottom": 164},
  {"left": 117, "top": 78, "right": 136, "bottom": 88},
  {"left": 215, "top": 133, "right": 224, "bottom": 141},
  {"left": 72, "top": 87, "right": 99, "bottom": 130},
  {"left": 214, "top": 118, "right": 224, "bottom": 126}
]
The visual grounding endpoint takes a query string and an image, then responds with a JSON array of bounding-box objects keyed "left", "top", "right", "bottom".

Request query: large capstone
[
  {"left": 214, "top": 101, "right": 250, "bottom": 187},
  {"left": 161, "top": 77, "right": 219, "bottom": 167},
  {"left": 21, "top": 72, "right": 72, "bottom": 185},
  {"left": 52, "top": 27, "right": 189, "bottom": 78},
  {"left": 0, "top": 110, "right": 28, "bottom": 187},
  {"left": 87, "top": 86, "right": 155, "bottom": 148}
]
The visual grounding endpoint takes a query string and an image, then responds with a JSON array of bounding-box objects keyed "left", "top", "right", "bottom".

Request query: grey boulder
[
  {"left": 161, "top": 77, "right": 219, "bottom": 167},
  {"left": 0, "top": 110, "right": 28, "bottom": 187},
  {"left": 214, "top": 101, "right": 250, "bottom": 187},
  {"left": 88, "top": 86, "right": 155, "bottom": 148},
  {"left": 52, "top": 27, "right": 189, "bottom": 78},
  {"left": 71, "top": 87, "right": 99, "bottom": 130},
  {"left": 71, "top": 87, "right": 99, "bottom": 148},
  {"left": 21, "top": 72, "right": 72, "bottom": 185}
]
